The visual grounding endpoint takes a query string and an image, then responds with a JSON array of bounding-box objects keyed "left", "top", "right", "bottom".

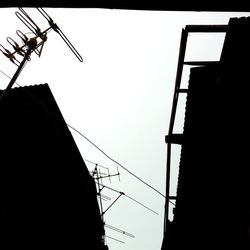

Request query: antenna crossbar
[{"left": 102, "top": 192, "right": 123, "bottom": 215}]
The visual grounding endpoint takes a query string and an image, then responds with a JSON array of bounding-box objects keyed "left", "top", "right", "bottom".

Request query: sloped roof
[{"left": 0, "top": 84, "right": 104, "bottom": 249}]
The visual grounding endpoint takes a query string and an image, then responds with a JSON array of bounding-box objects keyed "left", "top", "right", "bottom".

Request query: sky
[{"left": 0, "top": 8, "right": 249, "bottom": 250}]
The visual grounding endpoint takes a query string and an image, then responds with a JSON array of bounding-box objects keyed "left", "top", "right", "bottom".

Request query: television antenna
[
  {"left": 89, "top": 161, "right": 121, "bottom": 219},
  {"left": 87, "top": 160, "right": 134, "bottom": 244},
  {"left": 87, "top": 159, "right": 158, "bottom": 245},
  {"left": 0, "top": 8, "right": 83, "bottom": 102}
]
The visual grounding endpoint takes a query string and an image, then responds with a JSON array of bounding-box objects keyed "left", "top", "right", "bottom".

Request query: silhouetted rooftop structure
[
  {"left": 162, "top": 17, "right": 250, "bottom": 250},
  {"left": 0, "top": 84, "right": 105, "bottom": 249}
]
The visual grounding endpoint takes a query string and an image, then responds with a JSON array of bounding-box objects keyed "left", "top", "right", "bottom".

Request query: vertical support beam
[
  {"left": 95, "top": 164, "right": 104, "bottom": 223},
  {"left": 168, "top": 28, "right": 188, "bottom": 134},
  {"left": 163, "top": 28, "right": 188, "bottom": 234}
]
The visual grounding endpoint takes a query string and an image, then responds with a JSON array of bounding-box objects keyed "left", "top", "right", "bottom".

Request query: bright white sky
[{"left": 0, "top": 8, "right": 249, "bottom": 250}]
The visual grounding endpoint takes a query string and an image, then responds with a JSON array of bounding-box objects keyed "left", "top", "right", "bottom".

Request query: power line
[
  {"left": 0, "top": 68, "right": 166, "bottom": 199},
  {"left": 67, "top": 123, "right": 166, "bottom": 198},
  {"left": 0, "top": 69, "right": 20, "bottom": 87},
  {"left": 96, "top": 182, "right": 159, "bottom": 215}
]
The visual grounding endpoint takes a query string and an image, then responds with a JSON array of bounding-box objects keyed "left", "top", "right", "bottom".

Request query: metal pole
[
  {"left": 0, "top": 49, "right": 31, "bottom": 103},
  {"left": 164, "top": 28, "right": 188, "bottom": 234}
]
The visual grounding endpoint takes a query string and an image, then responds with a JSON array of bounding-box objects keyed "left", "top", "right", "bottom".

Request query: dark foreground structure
[
  {"left": 162, "top": 17, "right": 250, "bottom": 249},
  {"left": 0, "top": 84, "right": 105, "bottom": 249}
]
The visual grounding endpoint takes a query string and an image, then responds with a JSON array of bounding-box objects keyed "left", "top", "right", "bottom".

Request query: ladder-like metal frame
[{"left": 163, "top": 24, "right": 228, "bottom": 234}]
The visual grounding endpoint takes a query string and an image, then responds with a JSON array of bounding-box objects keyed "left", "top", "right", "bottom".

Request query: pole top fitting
[{"left": 27, "top": 37, "right": 37, "bottom": 50}]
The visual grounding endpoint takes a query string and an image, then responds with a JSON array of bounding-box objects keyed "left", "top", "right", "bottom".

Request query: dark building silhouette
[
  {"left": 162, "top": 17, "right": 250, "bottom": 249},
  {"left": 0, "top": 84, "right": 106, "bottom": 249}
]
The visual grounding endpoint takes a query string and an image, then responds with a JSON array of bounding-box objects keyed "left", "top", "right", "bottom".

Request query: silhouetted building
[
  {"left": 0, "top": 84, "right": 106, "bottom": 249},
  {"left": 162, "top": 17, "right": 250, "bottom": 249}
]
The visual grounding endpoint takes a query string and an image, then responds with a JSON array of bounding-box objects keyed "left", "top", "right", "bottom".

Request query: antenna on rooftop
[
  {"left": 0, "top": 7, "right": 83, "bottom": 103},
  {"left": 85, "top": 160, "right": 130, "bottom": 244},
  {"left": 87, "top": 159, "right": 158, "bottom": 244},
  {"left": 89, "top": 161, "right": 120, "bottom": 217}
]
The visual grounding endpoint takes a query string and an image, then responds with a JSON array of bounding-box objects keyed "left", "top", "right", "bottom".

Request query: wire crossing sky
[
  {"left": 67, "top": 122, "right": 166, "bottom": 198},
  {"left": 0, "top": 8, "right": 249, "bottom": 250}
]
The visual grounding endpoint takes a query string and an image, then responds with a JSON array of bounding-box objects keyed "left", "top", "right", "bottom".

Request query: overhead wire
[
  {"left": 67, "top": 123, "right": 166, "bottom": 198},
  {"left": 96, "top": 182, "right": 159, "bottom": 215},
  {"left": 0, "top": 68, "right": 166, "bottom": 200}
]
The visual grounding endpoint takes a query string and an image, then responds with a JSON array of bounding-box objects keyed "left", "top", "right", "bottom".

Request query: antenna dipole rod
[
  {"left": 37, "top": 7, "right": 83, "bottom": 62},
  {"left": 105, "top": 224, "right": 135, "bottom": 238}
]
